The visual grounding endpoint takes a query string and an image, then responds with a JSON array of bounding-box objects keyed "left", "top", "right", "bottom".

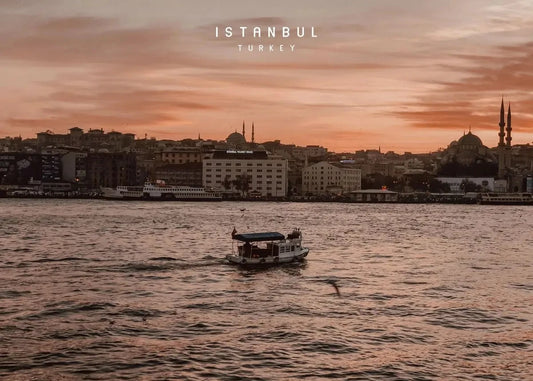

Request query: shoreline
[{"left": 2, "top": 194, "right": 532, "bottom": 205}]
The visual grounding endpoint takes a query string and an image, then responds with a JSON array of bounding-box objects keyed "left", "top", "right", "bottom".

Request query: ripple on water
[{"left": 0, "top": 200, "right": 531, "bottom": 380}]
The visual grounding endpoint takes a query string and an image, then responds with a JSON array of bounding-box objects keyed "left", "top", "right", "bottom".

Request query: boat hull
[
  {"left": 100, "top": 186, "right": 221, "bottom": 201},
  {"left": 226, "top": 248, "right": 309, "bottom": 266}
]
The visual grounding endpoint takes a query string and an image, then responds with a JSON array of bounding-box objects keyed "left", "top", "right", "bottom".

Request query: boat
[
  {"left": 478, "top": 192, "right": 533, "bottom": 205},
  {"left": 101, "top": 182, "right": 222, "bottom": 201},
  {"left": 226, "top": 228, "right": 309, "bottom": 266}
]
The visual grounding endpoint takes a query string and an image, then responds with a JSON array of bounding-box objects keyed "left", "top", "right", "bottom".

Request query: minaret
[
  {"left": 498, "top": 98, "right": 505, "bottom": 147},
  {"left": 497, "top": 98, "right": 506, "bottom": 179},
  {"left": 251, "top": 122, "right": 255, "bottom": 144},
  {"left": 242, "top": 121, "right": 245, "bottom": 140},
  {"left": 506, "top": 103, "right": 512, "bottom": 147}
]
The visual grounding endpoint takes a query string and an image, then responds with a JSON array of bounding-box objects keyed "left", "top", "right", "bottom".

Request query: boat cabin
[{"left": 232, "top": 231, "right": 302, "bottom": 259}]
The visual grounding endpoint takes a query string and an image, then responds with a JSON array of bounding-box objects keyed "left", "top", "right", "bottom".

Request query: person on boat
[
  {"left": 231, "top": 227, "right": 237, "bottom": 239},
  {"left": 244, "top": 242, "right": 252, "bottom": 257}
]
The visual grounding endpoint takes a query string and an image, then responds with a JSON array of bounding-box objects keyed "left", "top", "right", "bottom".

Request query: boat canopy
[{"left": 233, "top": 232, "right": 285, "bottom": 242}]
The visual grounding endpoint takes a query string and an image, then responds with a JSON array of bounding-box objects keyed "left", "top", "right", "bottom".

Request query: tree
[
  {"left": 232, "top": 174, "right": 251, "bottom": 196},
  {"left": 222, "top": 175, "right": 232, "bottom": 192},
  {"left": 460, "top": 179, "right": 481, "bottom": 193}
]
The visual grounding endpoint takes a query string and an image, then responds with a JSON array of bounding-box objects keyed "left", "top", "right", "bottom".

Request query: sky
[{"left": 0, "top": 0, "right": 532, "bottom": 153}]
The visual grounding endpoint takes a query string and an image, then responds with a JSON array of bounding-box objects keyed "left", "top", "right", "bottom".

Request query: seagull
[{"left": 327, "top": 280, "right": 341, "bottom": 297}]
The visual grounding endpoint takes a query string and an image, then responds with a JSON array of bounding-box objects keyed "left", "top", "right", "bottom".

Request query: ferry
[
  {"left": 478, "top": 193, "right": 533, "bottom": 205},
  {"left": 227, "top": 228, "right": 309, "bottom": 266},
  {"left": 101, "top": 182, "right": 222, "bottom": 201}
]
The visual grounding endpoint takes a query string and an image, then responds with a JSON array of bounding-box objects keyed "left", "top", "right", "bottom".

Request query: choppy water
[{"left": 0, "top": 199, "right": 531, "bottom": 380}]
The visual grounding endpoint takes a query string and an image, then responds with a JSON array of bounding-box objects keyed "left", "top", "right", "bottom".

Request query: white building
[
  {"left": 436, "top": 177, "right": 495, "bottom": 192},
  {"left": 203, "top": 150, "right": 288, "bottom": 197},
  {"left": 302, "top": 161, "right": 361, "bottom": 195}
]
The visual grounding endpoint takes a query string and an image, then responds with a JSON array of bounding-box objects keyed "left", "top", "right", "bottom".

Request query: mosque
[
  {"left": 225, "top": 121, "right": 262, "bottom": 150},
  {"left": 438, "top": 99, "right": 514, "bottom": 180}
]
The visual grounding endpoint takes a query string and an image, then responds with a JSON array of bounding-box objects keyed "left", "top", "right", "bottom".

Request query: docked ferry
[
  {"left": 478, "top": 193, "right": 533, "bottom": 205},
  {"left": 227, "top": 228, "right": 309, "bottom": 266},
  {"left": 101, "top": 182, "right": 222, "bottom": 201}
]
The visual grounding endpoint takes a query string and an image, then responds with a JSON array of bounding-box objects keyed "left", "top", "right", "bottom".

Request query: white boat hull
[
  {"left": 226, "top": 248, "right": 309, "bottom": 266},
  {"left": 100, "top": 184, "right": 221, "bottom": 201}
]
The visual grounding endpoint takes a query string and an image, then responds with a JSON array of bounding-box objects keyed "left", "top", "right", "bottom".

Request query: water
[{"left": 0, "top": 199, "right": 531, "bottom": 380}]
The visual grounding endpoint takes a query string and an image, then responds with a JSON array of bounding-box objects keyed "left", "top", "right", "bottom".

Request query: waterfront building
[
  {"left": 302, "top": 161, "right": 361, "bottom": 195},
  {"left": 436, "top": 177, "right": 495, "bottom": 192},
  {"left": 202, "top": 150, "right": 288, "bottom": 197},
  {"left": 0, "top": 153, "right": 41, "bottom": 185},
  {"left": 85, "top": 152, "right": 137, "bottom": 190},
  {"left": 61, "top": 152, "right": 88, "bottom": 184},
  {"left": 348, "top": 189, "right": 398, "bottom": 202},
  {"left": 155, "top": 162, "right": 203, "bottom": 187}
]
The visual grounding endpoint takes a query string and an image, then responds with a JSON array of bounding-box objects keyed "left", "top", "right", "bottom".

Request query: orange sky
[{"left": 0, "top": 0, "right": 532, "bottom": 153}]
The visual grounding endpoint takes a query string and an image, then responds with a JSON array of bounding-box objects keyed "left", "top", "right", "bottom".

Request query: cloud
[{"left": 394, "top": 42, "right": 533, "bottom": 136}]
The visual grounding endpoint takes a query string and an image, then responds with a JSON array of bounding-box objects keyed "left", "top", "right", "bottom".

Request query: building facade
[
  {"left": 302, "top": 161, "right": 361, "bottom": 195},
  {"left": 159, "top": 147, "right": 204, "bottom": 164},
  {"left": 203, "top": 150, "right": 288, "bottom": 197},
  {"left": 86, "top": 152, "right": 137, "bottom": 190},
  {"left": 155, "top": 162, "right": 203, "bottom": 186}
]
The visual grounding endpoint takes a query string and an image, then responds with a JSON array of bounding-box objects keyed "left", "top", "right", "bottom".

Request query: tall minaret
[
  {"left": 498, "top": 98, "right": 505, "bottom": 147},
  {"left": 506, "top": 103, "right": 512, "bottom": 147},
  {"left": 242, "top": 121, "right": 246, "bottom": 140},
  {"left": 497, "top": 98, "right": 506, "bottom": 179},
  {"left": 251, "top": 122, "right": 255, "bottom": 144}
]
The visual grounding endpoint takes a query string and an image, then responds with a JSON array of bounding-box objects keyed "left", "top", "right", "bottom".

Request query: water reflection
[{"left": 0, "top": 199, "right": 531, "bottom": 379}]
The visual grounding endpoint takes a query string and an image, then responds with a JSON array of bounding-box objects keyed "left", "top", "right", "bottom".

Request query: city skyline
[{"left": 1, "top": 0, "right": 533, "bottom": 153}]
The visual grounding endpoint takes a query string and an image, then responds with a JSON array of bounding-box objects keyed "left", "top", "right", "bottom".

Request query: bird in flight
[{"left": 327, "top": 279, "right": 341, "bottom": 297}]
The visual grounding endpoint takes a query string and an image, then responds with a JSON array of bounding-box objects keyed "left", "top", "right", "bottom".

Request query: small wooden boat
[{"left": 226, "top": 228, "right": 309, "bottom": 266}]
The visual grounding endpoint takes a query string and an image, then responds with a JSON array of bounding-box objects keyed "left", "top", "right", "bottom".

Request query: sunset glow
[{"left": 1, "top": 0, "right": 532, "bottom": 152}]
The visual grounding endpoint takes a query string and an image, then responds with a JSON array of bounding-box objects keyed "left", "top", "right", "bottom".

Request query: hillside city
[{"left": 1, "top": 103, "right": 532, "bottom": 201}]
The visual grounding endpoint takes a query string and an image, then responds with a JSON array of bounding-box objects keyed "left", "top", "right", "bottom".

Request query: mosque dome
[
  {"left": 226, "top": 132, "right": 246, "bottom": 147},
  {"left": 457, "top": 132, "right": 483, "bottom": 148}
]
